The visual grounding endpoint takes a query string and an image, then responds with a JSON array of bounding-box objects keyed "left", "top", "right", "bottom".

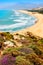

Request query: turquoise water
[{"left": 0, "top": 10, "right": 36, "bottom": 32}]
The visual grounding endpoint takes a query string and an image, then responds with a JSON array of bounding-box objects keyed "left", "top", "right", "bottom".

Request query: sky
[{"left": 0, "top": 0, "right": 43, "bottom": 9}]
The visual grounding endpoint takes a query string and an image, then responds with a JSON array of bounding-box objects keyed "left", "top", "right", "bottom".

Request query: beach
[
  {"left": 14, "top": 10, "right": 43, "bottom": 38},
  {"left": 0, "top": 11, "right": 43, "bottom": 65}
]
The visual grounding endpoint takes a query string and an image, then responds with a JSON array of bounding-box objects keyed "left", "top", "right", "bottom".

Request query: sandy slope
[{"left": 14, "top": 10, "right": 43, "bottom": 38}]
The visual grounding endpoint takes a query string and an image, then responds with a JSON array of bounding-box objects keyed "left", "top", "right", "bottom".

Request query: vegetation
[
  {"left": 0, "top": 32, "right": 43, "bottom": 65},
  {"left": 27, "top": 9, "right": 43, "bottom": 14}
]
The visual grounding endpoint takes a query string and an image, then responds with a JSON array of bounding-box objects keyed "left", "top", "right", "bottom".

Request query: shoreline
[{"left": 14, "top": 10, "right": 43, "bottom": 38}]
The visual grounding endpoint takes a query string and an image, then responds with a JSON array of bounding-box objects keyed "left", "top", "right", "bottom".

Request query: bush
[{"left": 0, "top": 54, "right": 16, "bottom": 65}]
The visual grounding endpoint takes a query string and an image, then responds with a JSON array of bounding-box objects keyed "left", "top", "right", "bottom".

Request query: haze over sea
[{"left": 0, "top": 0, "right": 43, "bottom": 9}]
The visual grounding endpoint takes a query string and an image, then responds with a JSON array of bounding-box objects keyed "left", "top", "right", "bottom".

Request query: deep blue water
[{"left": 0, "top": 10, "right": 37, "bottom": 32}]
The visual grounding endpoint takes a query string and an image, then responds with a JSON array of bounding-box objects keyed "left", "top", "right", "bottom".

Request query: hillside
[
  {"left": 28, "top": 7, "right": 43, "bottom": 14},
  {"left": 0, "top": 32, "right": 43, "bottom": 65}
]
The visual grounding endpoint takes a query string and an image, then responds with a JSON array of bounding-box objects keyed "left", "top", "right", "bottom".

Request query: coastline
[{"left": 14, "top": 10, "right": 43, "bottom": 38}]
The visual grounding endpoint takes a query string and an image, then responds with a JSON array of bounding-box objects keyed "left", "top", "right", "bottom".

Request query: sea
[{"left": 0, "top": 10, "right": 37, "bottom": 32}]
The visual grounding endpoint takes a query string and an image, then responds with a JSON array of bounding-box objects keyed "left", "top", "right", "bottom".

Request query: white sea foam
[
  {"left": 14, "top": 11, "right": 20, "bottom": 16},
  {"left": 13, "top": 20, "right": 22, "bottom": 22},
  {"left": 0, "top": 20, "right": 27, "bottom": 29}
]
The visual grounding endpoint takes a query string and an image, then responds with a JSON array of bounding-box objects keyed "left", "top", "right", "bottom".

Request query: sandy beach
[{"left": 14, "top": 10, "right": 43, "bottom": 38}]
